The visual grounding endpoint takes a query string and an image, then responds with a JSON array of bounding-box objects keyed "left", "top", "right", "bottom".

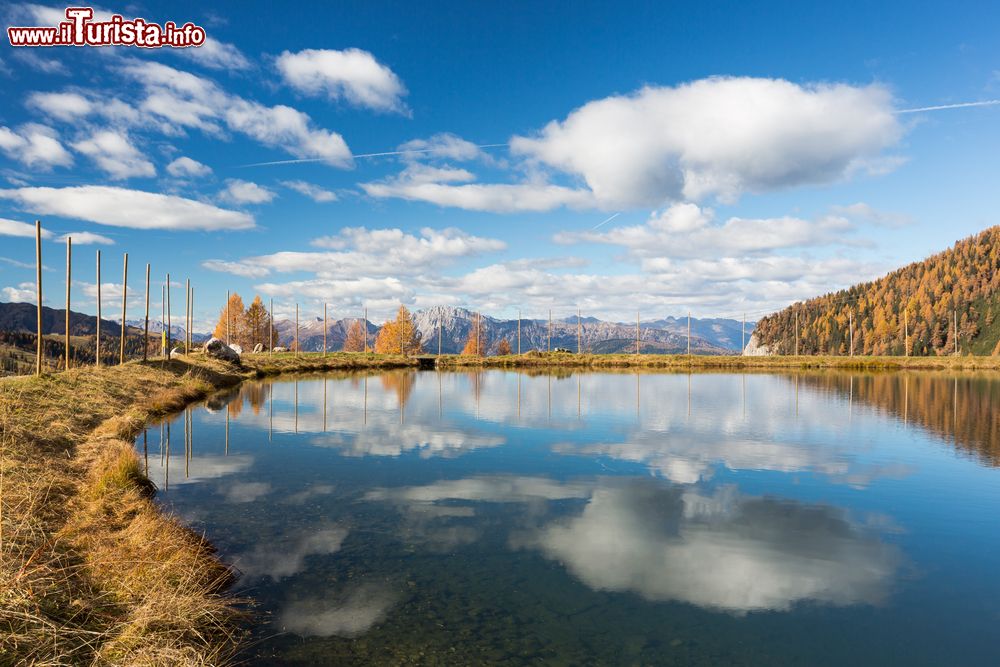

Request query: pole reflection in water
[
  {"left": 143, "top": 429, "right": 148, "bottom": 478},
  {"left": 140, "top": 370, "right": 1000, "bottom": 666},
  {"left": 294, "top": 379, "right": 299, "bottom": 434}
]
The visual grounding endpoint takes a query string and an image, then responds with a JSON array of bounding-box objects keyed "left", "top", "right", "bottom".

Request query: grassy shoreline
[
  {"left": 1, "top": 350, "right": 996, "bottom": 664},
  {"left": 0, "top": 352, "right": 413, "bottom": 666}
]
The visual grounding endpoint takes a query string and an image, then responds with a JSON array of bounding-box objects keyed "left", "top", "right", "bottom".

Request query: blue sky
[{"left": 0, "top": 0, "right": 998, "bottom": 330}]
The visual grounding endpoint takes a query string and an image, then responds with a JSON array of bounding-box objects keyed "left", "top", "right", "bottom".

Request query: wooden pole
[
  {"left": 295, "top": 303, "right": 299, "bottom": 355},
  {"left": 399, "top": 306, "right": 404, "bottom": 355},
  {"left": 687, "top": 310, "right": 691, "bottom": 356},
  {"left": 742, "top": 312, "right": 746, "bottom": 352},
  {"left": 476, "top": 312, "right": 480, "bottom": 356},
  {"left": 518, "top": 310, "right": 521, "bottom": 355},
  {"left": 904, "top": 309, "right": 909, "bottom": 357},
  {"left": 268, "top": 298, "right": 273, "bottom": 355},
  {"left": 119, "top": 253, "right": 127, "bottom": 365},
  {"left": 548, "top": 309, "right": 552, "bottom": 353},
  {"left": 438, "top": 318, "right": 442, "bottom": 356},
  {"left": 225, "top": 290, "right": 230, "bottom": 345},
  {"left": 364, "top": 308, "right": 368, "bottom": 353},
  {"left": 64, "top": 236, "right": 71, "bottom": 371},
  {"left": 143, "top": 263, "right": 150, "bottom": 361},
  {"left": 636, "top": 311, "right": 640, "bottom": 355},
  {"left": 184, "top": 278, "right": 190, "bottom": 354},
  {"left": 166, "top": 273, "right": 171, "bottom": 353},
  {"left": 849, "top": 310, "right": 854, "bottom": 357},
  {"left": 35, "top": 221, "right": 42, "bottom": 376},
  {"left": 795, "top": 309, "right": 799, "bottom": 356},
  {"left": 954, "top": 310, "right": 958, "bottom": 355},
  {"left": 577, "top": 308, "right": 581, "bottom": 354},
  {"left": 96, "top": 250, "right": 101, "bottom": 367},
  {"left": 323, "top": 303, "right": 328, "bottom": 357}
]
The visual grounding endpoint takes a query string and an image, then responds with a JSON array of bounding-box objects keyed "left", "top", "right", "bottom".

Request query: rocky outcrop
[{"left": 742, "top": 333, "right": 773, "bottom": 356}]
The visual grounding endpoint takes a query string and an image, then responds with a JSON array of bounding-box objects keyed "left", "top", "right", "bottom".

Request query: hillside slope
[{"left": 752, "top": 226, "right": 1000, "bottom": 356}]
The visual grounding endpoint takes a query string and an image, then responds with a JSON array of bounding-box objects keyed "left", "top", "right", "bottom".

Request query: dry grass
[{"left": 0, "top": 353, "right": 403, "bottom": 666}]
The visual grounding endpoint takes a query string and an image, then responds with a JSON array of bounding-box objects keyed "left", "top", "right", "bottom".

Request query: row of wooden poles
[{"left": 31, "top": 220, "right": 196, "bottom": 375}]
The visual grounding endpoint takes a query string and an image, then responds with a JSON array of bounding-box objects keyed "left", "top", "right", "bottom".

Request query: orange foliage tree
[
  {"left": 374, "top": 305, "right": 422, "bottom": 355},
  {"left": 343, "top": 319, "right": 367, "bottom": 352}
]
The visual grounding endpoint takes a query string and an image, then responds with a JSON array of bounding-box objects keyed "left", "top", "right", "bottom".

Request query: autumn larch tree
[
  {"left": 244, "top": 295, "right": 278, "bottom": 351},
  {"left": 212, "top": 293, "right": 247, "bottom": 346},
  {"left": 374, "top": 305, "right": 422, "bottom": 355},
  {"left": 496, "top": 338, "right": 511, "bottom": 355},
  {"left": 461, "top": 314, "right": 485, "bottom": 355},
  {"left": 343, "top": 319, "right": 367, "bottom": 352}
]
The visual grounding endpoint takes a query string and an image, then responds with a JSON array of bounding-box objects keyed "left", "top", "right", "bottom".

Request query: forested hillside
[{"left": 753, "top": 226, "right": 1000, "bottom": 356}]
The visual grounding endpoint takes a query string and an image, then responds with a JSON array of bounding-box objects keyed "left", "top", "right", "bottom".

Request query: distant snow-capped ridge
[{"left": 272, "top": 306, "right": 756, "bottom": 354}]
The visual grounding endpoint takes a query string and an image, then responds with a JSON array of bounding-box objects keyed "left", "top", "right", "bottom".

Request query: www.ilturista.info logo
[{"left": 7, "top": 7, "right": 206, "bottom": 48}]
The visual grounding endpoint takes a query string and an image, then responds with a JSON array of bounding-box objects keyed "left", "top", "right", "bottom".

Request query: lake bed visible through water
[{"left": 139, "top": 369, "right": 1000, "bottom": 665}]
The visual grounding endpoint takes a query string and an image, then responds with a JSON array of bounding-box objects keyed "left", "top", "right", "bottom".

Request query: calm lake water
[{"left": 140, "top": 369, "right": 1000, "bottom": 665}]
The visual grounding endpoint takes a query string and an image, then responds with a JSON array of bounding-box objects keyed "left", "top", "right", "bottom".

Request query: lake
[{"left": 139, "top": 369, "right": 1000, "bottom": 665}]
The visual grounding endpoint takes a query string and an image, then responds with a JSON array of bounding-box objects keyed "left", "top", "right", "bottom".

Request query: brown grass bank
[{"left": 0, "top": 352, "right": 413, "bottom": 666}]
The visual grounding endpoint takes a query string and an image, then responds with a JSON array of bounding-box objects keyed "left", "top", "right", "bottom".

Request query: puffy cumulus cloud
[
  {"left": 1, "top": 282, "right": 39, "bottom": 302},
  {"left": 556, "top": 202, "right": 856, "bottom": 258},
  {"left": 55, "top": 231, "right": 114, "bottom": 245},
  {"left": 280, "top": 584, "right": 398, "bottom": 638},
  {"left": 174, "top": 38, "right": 252, "bottom": 71},
  {"left": 311, "top": 426, "right": 504, "bottom": 459},
  {"left": 71, "top": 129, "right": 155, "bottom": 179},
  {"left": 0, "top": 124, "right": 73, "bottom": 169},
  {"left": 522, "top": 481, "right": 900, "bottom": 613},
  {"left": 218, "top": 178, "right": 276, "bottom": 204},
  {"left": 118, "top": 60, "right": 353, "bottom": 166},
  {"left": 166, "top": 156, "right": 212, "bottom": 178},
  {"left": 27, "top": 90, "right": 141, "bottom": 126},
  {"left": 511, "top": 77, "right": 902, "bottom": 207},
  {"left": 0, "top": 217, "right": 52, "bottom": 238},
  {"left": 281, "top": 179, "right": 336, "bottom": 202},
  {"left": 276, "top": 48, "right": 408, "bottom": 114},
  {"left": 0, "top": 185, "right": 255, "bottom": 231},
  {"left": 223, "top": 481, "right": 271, "bottom": 503},
  {"left": 205, "top": 226, "right": 504, "bottom": 282}
]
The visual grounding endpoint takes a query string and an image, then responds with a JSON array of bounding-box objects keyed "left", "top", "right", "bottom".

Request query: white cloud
[
  {"left": 555, "top": 202, "right": 856, "bottom": 258},
  {"left": 175, "top": 37, "right": 252, "bottom": 70},
  {"left": 72, "top": 129, "right": 155, "bottom": 179},
  {"left": 200, "top": 259, "right": 271, "bottom": 279},
  {"left": 362, "top": 179, "right": 596, "bottom": 213},
  {"left": 166, "top": 156, "right": 212, "bottom": 178},
  {"left": 0, "top": 124, "right": 73, "bottom": 169},
  {"left": 1, "top": 282, "right": 37, "bottom": 302},
  {"left": 26, "top": 91, "right": 92, "bottom": 121},
  {"left": 397, "top": 133, "right": 488, "bottom": 161},
  {"left": 276, "top": 48, "right": 408, "bottom": 113},
  {"left": 206, "top": 226, "right": 505, "bottom": 281},
  {"left": 0, "top": 185, "right": 255, "bottom": 231},
  {"left": 55, "top": 231, "right": 115, "bottom": 245},
  {"left": 236, "top": 526, "right": 349, "bottom": 580},
  {"left": 11, "top": 50, "right": 68, "bottom": 75},
  {"left": 119, "top": 60, "right": 353, "bottom": 166},
  {"left": 281, "top": 179, "right": 336, "bottom": 202},
  {"left": 0, "top": 217, "right": 51, "bottom": 238},
  {"left": 510, "top": 77, "right": 902, "bottom": 206},
  {"left": 218, "top": 178, "right": 276, "bottom": 204}
]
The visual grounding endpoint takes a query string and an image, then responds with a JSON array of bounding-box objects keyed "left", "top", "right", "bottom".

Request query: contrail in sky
[
  {"left": 896, "top": 99, "right": 1000, "bottom": 114},
  {"left": 241, "top": 144, "right": 507, "bottom": 167},
  {"left": 592, "top": 212, "right": 620, "bottom": 229}
]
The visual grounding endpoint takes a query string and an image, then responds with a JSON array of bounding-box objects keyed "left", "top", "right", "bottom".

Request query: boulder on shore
[
  {"left": 205, "top": 337, "right": 241, "bottom": 364},
  {"left": 169, "top": 347, "right": 184, "bottom": 359},
  {"left": 742, "top": 333, "right": 772, "bottom": 356},
  {"left": 273, "top": 346, "right": 289, "bottom": 353},
  {"left": 253, "top": 343, "right": 264, "bottom": 353}
]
